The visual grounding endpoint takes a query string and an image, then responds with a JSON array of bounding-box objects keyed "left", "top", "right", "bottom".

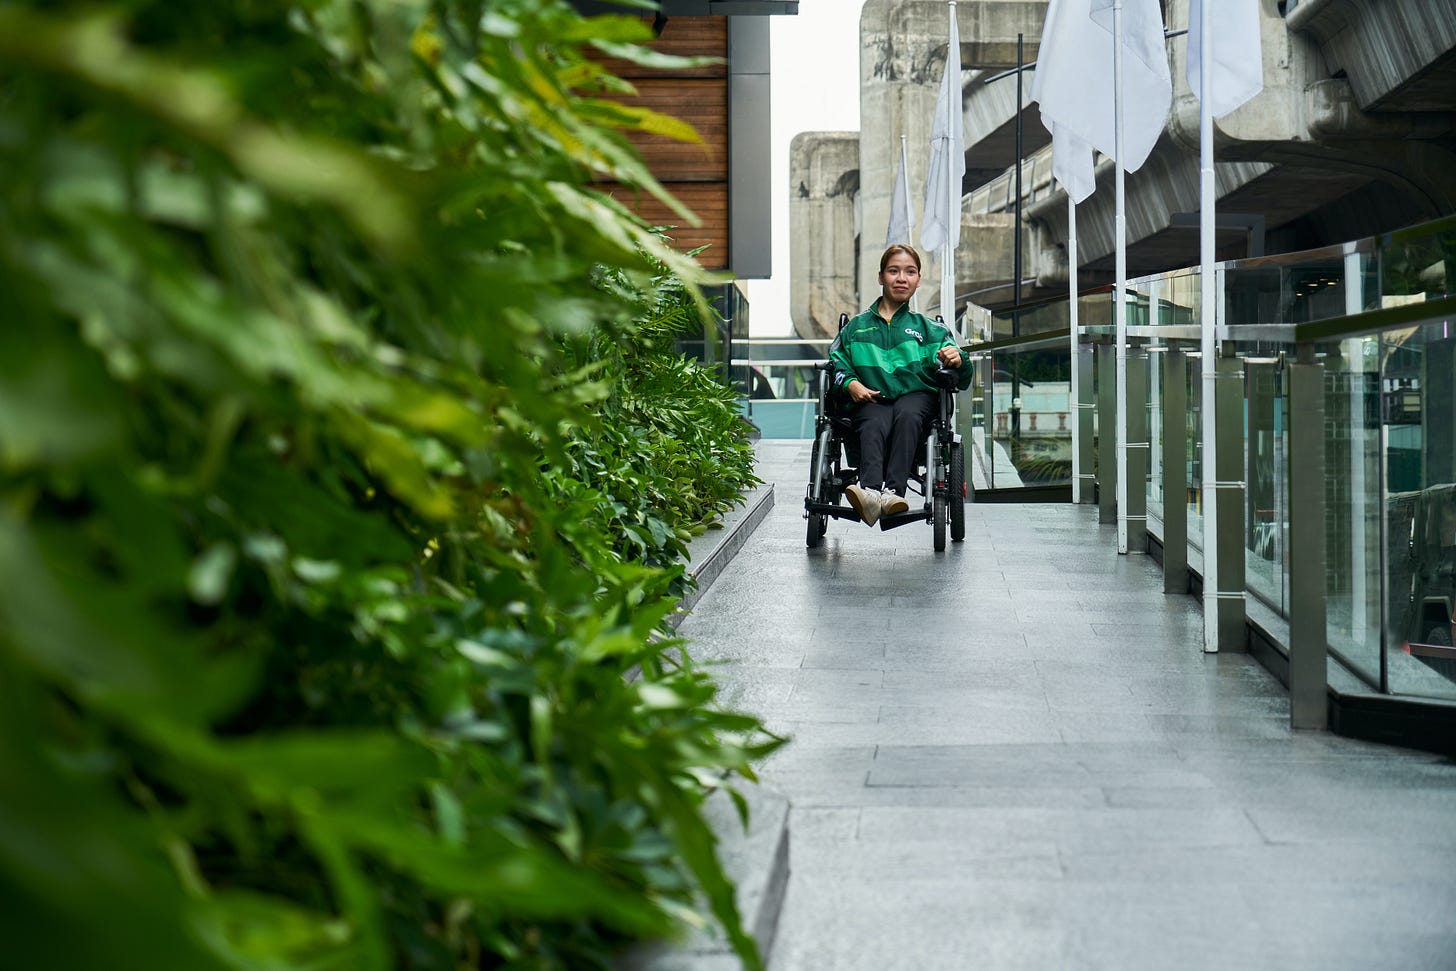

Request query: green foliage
[
  {"left": 0, "top": 2, "right": 774, "bottom": 970},
  {"left": 551, "top": 264, "right": 759, "bottom": 580}
]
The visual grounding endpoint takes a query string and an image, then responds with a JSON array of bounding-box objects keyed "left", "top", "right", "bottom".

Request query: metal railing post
[
  {"left": 1213, "top": 347, "right": 1248, "bottom": 650},
  {"left": 1126, "top": 346, "right": 1149, "bottom": 552},
  {"left": 1163, "top": 348, "right": 1189, "bottom": 592},
  {"left": 1097, "top": 342, "right": 1118, "bottom": 524},
  {"left": 1076, "top": 345, "right": 1096, "bottom": 504},
  {"left": 1289, "top": 342, "right": 1329, "bottom": 729}
]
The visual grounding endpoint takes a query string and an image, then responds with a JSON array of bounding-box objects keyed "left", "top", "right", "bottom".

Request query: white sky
[{"left": 745, "top": 5, "right": 863, "bottom": 336}]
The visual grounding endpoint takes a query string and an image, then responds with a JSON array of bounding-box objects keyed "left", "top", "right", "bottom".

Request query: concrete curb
[
  {"left": 618, "top": 786, "right": 791, "bottom": 971},
  {"left": 620, "top": 481, "right": 792, "bottom": 971},
  {"left": 671, "top": 482, "right": 776, "bottom": 627}
]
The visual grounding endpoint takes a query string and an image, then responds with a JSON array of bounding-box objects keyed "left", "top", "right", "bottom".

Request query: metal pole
[
  {"left": 1198, "top": 0, "right": 1220, "bottom": 651},
  {"left": 1014, "top": 32, "right": 1023, "bottom": 310},
  {"left": 1069, "top": 195, "right": 1082, "bottom": 503},
  {"left": 1344, "top": 249, "right": 1367, "bottom": 641},
  {"left": 1114, "top": 0, "right": 1129, "bottom": 554},
  {"left": 903, "top": 133, "right": 919, "bottom": 312},
  {"left": 942, "top": 0, "right": 959, "bottom": 334}
]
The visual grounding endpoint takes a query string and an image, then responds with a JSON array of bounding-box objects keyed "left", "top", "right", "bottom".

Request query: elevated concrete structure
[
  {"left": 790, "top": 0, "right": 1456, "bottom": 339},
  {"left": 856, "top": 0, "right": 1049, "bottom": 319},
  {"left": 963, "top": 66, "right": 1047, "bottom": 191},
  {"left": 789, "top": 132, "right": 860, "bottom": 339}
]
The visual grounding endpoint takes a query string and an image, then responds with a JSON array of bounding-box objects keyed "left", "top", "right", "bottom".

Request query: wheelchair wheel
[
  {"left": 933, "top": 495, "right": 947, "bottom": 552},
  {"left": 950, "top": 443, "right": 966, "bottom": 542},
  {"left": 806, "top": 430, "right": 831, "bottom": 548}
]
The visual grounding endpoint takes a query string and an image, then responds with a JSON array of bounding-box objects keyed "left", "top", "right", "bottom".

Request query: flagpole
[
  {"left": 1068, "top": 192, "right": 1081, "bottom": 503},
  {"left": 902, "top": 133, "right": 919, "bottom": 312},
  {"left": 943, "top": 0, "right": 959, "bottom": 335},
  {"left": 1113, "top": 0, "right": 1129, "bottom": 555},
  {"left": 901, "top": 134, "right": 914, "bottom": 238},
  {"left": 1198, "top": 0, "right": 1220, "bottom": 652}
]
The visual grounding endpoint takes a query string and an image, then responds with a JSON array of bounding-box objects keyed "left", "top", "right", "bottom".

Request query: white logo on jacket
[{"left": 904, "top": 328, "right": 925, "bottom": 343}]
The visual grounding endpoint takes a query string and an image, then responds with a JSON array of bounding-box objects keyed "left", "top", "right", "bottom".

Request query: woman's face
[{"left": 879, "top": 251, "right": 921, "bottom": 303}]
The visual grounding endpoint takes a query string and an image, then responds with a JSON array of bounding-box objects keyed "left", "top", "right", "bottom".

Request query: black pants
[{"left": 851, "top": 391, "right": 936, "bottom": 496}]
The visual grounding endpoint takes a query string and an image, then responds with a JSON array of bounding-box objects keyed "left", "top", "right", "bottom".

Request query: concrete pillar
[
  {"left": 858, "top": 0, "right": 945, "bottom": 312},
  {"left": 789, "top": 132, "right": 861, "bottom": 340}
]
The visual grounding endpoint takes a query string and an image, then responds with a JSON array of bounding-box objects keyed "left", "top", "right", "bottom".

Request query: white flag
[
  {"left": 1031, "top": 0, "right": 1170, "bottom": 175},
  {"left": 1188, "top": 0, "right": 1263, "bottom": 118},
  {"left": 1088, "top": 0, "right": 1171, "bottom": 168},
  {"left": 886, "top": 146, "right": 910, "bottom": 247},
  {"left": 919, "top": 3, "right": 965, "bottom": 256},
  {"left": 1033, "top": 1, "right": 1096, "bottom": 203},
  {"left": 1047, "top": 119, "right": 1096, "bottom": 203}
]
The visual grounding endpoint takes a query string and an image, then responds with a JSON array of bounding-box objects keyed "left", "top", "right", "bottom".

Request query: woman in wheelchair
[{"left": 828, "top": 244, "right": 971, "bottom": 526}]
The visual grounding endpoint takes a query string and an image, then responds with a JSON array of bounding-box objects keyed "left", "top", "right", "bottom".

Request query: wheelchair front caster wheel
[{"left": 806, "top": 512, "right": 827, "bottom": 548}]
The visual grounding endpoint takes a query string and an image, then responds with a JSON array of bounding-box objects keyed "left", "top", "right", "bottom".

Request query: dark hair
[{"left": 879, "top": 244, "right": 921, "bottom": 273}]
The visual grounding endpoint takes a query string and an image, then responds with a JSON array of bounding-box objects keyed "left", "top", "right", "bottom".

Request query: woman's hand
[
  {"left": 937, "top": 345, "right": 963, "bottom": 368},
  {"left": 846, "top": 379, "right": 881, "bottom": 404}
]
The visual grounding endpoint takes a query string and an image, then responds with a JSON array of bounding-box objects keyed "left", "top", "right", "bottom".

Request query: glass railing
[
  {"left": 1108, "top": 213, "right": 1456, "bottom": 704},
  {"left": 990, "top": 286, "right": 1116, "bottom": 343},
  {"left": 729, "top": 337, "right": 832, "bottom": 438},
  {"left": 965, "top": 330, "right": 1075, "bottom": 492}
]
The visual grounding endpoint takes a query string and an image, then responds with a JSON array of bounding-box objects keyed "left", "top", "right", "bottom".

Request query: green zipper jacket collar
[{"left": 828, "top": 300, "right": 971, "bottom": 399}]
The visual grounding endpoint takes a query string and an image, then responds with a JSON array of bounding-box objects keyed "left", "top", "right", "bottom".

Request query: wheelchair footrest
[
  {"left": 877, "top": 508, "right": 932, "bottom": 531},
  {"left": 806, "top": 501, "right": 864, "bottom": 521}
]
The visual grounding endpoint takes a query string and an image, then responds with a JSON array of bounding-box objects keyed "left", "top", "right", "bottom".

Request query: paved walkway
[{"left": 679, "top": 441, "right": 1456, "bottom": 971}]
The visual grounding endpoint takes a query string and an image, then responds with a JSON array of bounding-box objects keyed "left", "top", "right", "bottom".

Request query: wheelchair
[{"left": 804, "top": 313, "right": 967, "bottom": 552}]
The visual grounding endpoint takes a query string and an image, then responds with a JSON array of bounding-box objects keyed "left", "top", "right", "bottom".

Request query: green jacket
[{"left": 828, "top": 301, "right": 972, "bottom": 399}]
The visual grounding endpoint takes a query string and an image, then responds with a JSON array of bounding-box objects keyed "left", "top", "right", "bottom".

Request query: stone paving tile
[
  {"left": 785, "top": 806, "right": 861, "bottom": 842},
  {"left": 799, "top": 645, "right": 887, "bottom": 670},
  {"left": 711, "top": 680, "right": 796, "bottom": 707},
  {"left": 693, "top": 646, "right": 808, "bottom": 670},
  {"left": 677, "top": 443, "right": 1456, "bottom": 970},
  {"left": 755, "top": 699, "right": 882, "bottom": 726},
  {"left": 789, "top": 837, "right": 1066, "bottom": 879}
]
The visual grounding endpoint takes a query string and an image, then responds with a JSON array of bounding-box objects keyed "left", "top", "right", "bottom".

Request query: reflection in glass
[
  {"left": 1385, "top": 320, "right": 1456, "bottom": 701},
  {"left": 1323, "top": 339, "right": 1382, "bottom": 686},
  {"left": 1148, "top": 346, "right": 1164, "bottom": 529},
  {"left": 968, "top": 342, "right": 1074, "bottom": 491},
  {"left": 1187, "top": 350, "right": 1204, "bottom": 572},
  {"left": 1244, "top": 360, "right": 1286, "bottom": 616}
]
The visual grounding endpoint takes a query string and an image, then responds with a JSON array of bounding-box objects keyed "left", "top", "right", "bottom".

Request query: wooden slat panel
[
  {"left": 587, "top": 16, "right": 729, "bottom": 270},
  {"left": 594, "top": 16, "right": 727, "bottom": 79},
  {"left": 613, "top": 79, "right": 726, "bottom": 180},
  {"left": 600, "top": 181, "right": 729, "bottom": 269}
]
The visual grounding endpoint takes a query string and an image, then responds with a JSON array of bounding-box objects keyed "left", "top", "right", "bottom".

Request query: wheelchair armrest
[{"left": 931, "top": 366, "right": 961, "bottom": 390}]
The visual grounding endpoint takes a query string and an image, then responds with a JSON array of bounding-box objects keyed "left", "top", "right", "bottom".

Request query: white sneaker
[
  {"left": 844, "top": 484, "right": 882, "bottom": 526},
  {"left": 881, "top": 492, "right": 910, "bottom": 516}
]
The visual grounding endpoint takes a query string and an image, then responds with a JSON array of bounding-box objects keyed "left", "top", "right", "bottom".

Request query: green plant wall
[{"left": 0, "top": 2, "right": 774, "bottom": 969}]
